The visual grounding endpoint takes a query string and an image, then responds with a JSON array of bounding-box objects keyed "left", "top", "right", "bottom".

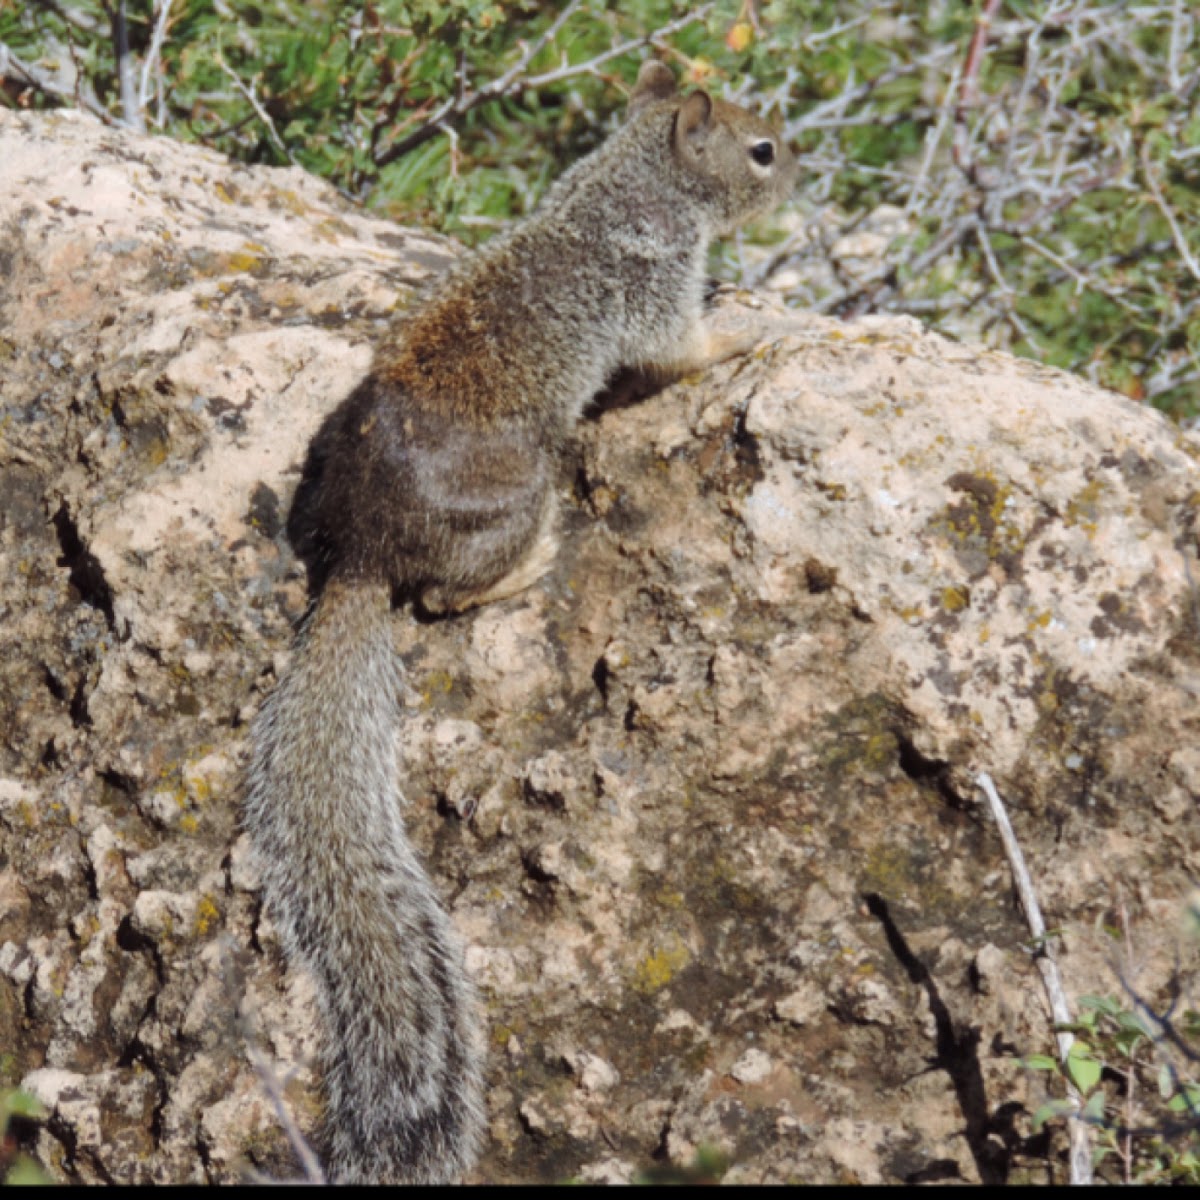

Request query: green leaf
[
  {"left": 1064, "top": 1042, "right": 1102, "bottom": 1094},
  {"left": 1079, "top": 994, "right": 1121, "bottom": 1016},
  {"left": 1055, "top": 1016, "right": 1098, "bottom": 1035},
  {"left": 1026, "top": 927, "right": 1064, "bottom": 952},
  {"left": 1, "top": 1089, "right": 45, "bottom": 1120},
  {"left": 1167, "top": 1082, "right": 1200, "bottom": 1115},
  {"left": 1020, "top": 1054, "right": 1061, "bottom": 1071},
  {"left": 1112, "top": 1028, "right": 1145, "bottom": 1057},
  {"left": 1031, "top": 1099, "right": 1076, "bottom": 1131},
  {"left": 5, "top": 1156, "right": 53, "bottom": 1186},
  {"left": 1113, "top": 1010, "right": 1150, "bottom": 1035}
]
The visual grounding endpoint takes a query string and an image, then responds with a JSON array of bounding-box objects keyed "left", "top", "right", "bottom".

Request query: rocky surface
[{"left": 1, "top": 107, "right": 1198, "bottom": 1185}]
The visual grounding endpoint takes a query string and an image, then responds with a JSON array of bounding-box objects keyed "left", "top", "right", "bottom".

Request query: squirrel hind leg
[{"left": 422, "top": 491, "right": 560, "bottom": 615}]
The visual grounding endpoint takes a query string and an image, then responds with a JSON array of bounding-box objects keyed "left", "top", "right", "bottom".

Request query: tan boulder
[{"left": 1, "top": 107, "right": 1197, "bottom": 1185}]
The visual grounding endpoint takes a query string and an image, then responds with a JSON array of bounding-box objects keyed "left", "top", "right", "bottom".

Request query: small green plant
[
  {"left": 1, "top": 1087, "right": 51, "bottom": 1185},
  {"left": 1025, "top": 993, "right": 1200, "bottom": 1184},
  {"left": 633, "top": 1143, "right": 730, "bottom": 1185}
]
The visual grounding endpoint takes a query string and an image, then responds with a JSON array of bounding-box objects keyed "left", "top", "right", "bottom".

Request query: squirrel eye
[{"left": 750, "top": 140, "right": 775, "bottom": 167}]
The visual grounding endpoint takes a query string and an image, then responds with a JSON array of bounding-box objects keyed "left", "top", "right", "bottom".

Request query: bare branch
[
  {"left": 828, "top": 214, "right": 978, "bottom": 318},
  {"left": 757, "top": 3, "right": 1197, "bottom": 419},
  {"left": 102, "top": 0, "right": 145, "bottom": 132},
  {"left": 784, "top": 43, "right": 958, "bottom": 139},
  {"left": 975, "top": 771, "right": 1093, "bottom": 1186},
  {"left": 138, "top": 0, "right": 175, "bottom": 118},
  {"left": 976, "top": 223, "right": 1040, "bottom": 350},
  {"left": 522, "top": 6, "right": 713, "bottom": 92},
  {"left": 1140, "top": 141, "right": 1200, "bottom": 286},
  {"left": 214, "top": 49, "right": 299, "bottom": 168},
  {"left": 217, "top": 937, "right": 326, "bottom": 1185},
  {"left": 907, "top": 58, "right": 961, "bottom": 218},
  {"left": 0, "top": 41, "right": 112, "bottom": 122},
  {"left": 1168, "top": 0, "right": 1188, "bottom": 92},
  {"left": 953, "top": 0, "right": 1002, "bottom": 180},
  {"left": 242, "top": 1046, "right": 327, "bottom": 1185},
  {"left": 1019, "top": 235, "right": 1142, "bottom": 315},
  {"left": 375, "top": 0, "right": 587, "bottom": 168}
]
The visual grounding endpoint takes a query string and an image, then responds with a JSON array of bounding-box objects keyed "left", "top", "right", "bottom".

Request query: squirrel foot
[{"left": 697, "top": 295, "right": 801, "bottom": 366}]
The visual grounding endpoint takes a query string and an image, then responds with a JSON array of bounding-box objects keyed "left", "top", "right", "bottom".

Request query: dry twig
[
  {"left": 138, "top": 0, "right": 175, "bottom": 123},
  {"left": 101, "top": 0, "right": 144, "bottom": 132},
  {"left": 214, "top": 48, "right": 299, "bottom": 168},
  {"left": 218, "top": 937, "right": 326, "bottom": 1185},
  {"left": 975, "top": 771, "right": 1093, "bottom": 1186}
]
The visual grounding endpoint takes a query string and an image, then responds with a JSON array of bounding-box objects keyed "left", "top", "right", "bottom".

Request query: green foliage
[
  {"left": 1024, "top": 993, "right": 1200, "bottom": 1184},
  {"left": 1, "top": 1087, "right": 51, "bottom": 1185},
  {"left": 632, "top": 1142, "right": 730, "bottom": 1185},
  {"left": 1, "top": 0, "right": 1197, "bottom": 418},
  {"left": 1, "top": 1, "right": 728, "bottom": 234}
]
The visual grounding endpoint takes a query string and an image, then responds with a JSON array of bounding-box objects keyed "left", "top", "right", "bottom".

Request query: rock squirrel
[{"left": 243, "top": 59, "right": 795, "bottom": 1183}]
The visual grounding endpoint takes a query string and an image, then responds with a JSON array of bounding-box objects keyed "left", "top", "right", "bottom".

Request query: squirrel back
[{"left": 246, "top": 61, "right": 793, "bottom": 1183}]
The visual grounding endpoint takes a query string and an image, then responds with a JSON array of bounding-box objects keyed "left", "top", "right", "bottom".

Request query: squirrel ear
[
  {"left": 674, "top": 90, "right": 714, "bottom": 153},
  {"left": 630, "top": 60, "right": 677, "bottom": 111}
]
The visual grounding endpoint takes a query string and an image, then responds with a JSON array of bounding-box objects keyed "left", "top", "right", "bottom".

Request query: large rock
[{"left": 1, "top": 107, "right": 1197, "bottom": 1185}]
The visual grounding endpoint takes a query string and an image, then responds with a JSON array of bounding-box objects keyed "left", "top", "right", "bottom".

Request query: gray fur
[
  {"left": 244, "top": 62, "right": 793, "bottom": 1183},
  {"left": 244, "top": 583, "right": 483, "bottom": 1182}
]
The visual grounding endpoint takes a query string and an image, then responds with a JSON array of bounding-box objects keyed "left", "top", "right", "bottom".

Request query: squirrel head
[{"left": 629, "top": 60, "right": 796, "bottom": 235}]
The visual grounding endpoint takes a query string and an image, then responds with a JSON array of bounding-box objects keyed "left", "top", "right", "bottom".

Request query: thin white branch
[
  {"left": 976, "top": 225, "right": 1040, "bottom": 349},
  {"left": 482, "top": 0, "right": 586, "bottom": 101},
  {"left": 1019, "top": 235, "right": 1141, "bottom": 315},
  {"left": 1141, "top": 142, "right": 1200, "bottom": 285},
  {"left": 215, "top": 49, "right": 299, "bottom": 166},
  {"left": 803, "top": 12, "right": 873, "bottom": 48},
  {"left": 29, "top": 0, "right": 104, "bottom": 38},
  {"left": 975, "top": 772, "right": 1093, "bottom": 1186},
  {"left": 1168, "top": 0, "right": 1186, "bottom": 91},
  {"left": 106, "top": 0, "right": 145, "bottom": 132},
  {"left": 243, "top": 1046, "right": 327, "bottom": 1185},
  {"left": 218, "top": 936, "right": 325, "bottom": 1186},
  {"left": 0, "top": 41, "right": 111, "bottom": 121},
  {"left": 138, "top": 0, "right": 175, "bottom": 115},
  {"left": 784, "top": 44, "right": 958, "bottom": 139},
  {"left": 907, "top": 59, "right": 961, "bottom": 218},
  {"left": 1005, "top": 5, "right": 1055, "bottom": 180},
  {"left": 523, "top": 7, "right": 711, "bottom": 93}
]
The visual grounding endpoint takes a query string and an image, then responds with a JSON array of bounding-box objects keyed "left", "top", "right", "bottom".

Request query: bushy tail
[{"left": 244, "top": 579, "right": 484, "bottom": 1183}]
